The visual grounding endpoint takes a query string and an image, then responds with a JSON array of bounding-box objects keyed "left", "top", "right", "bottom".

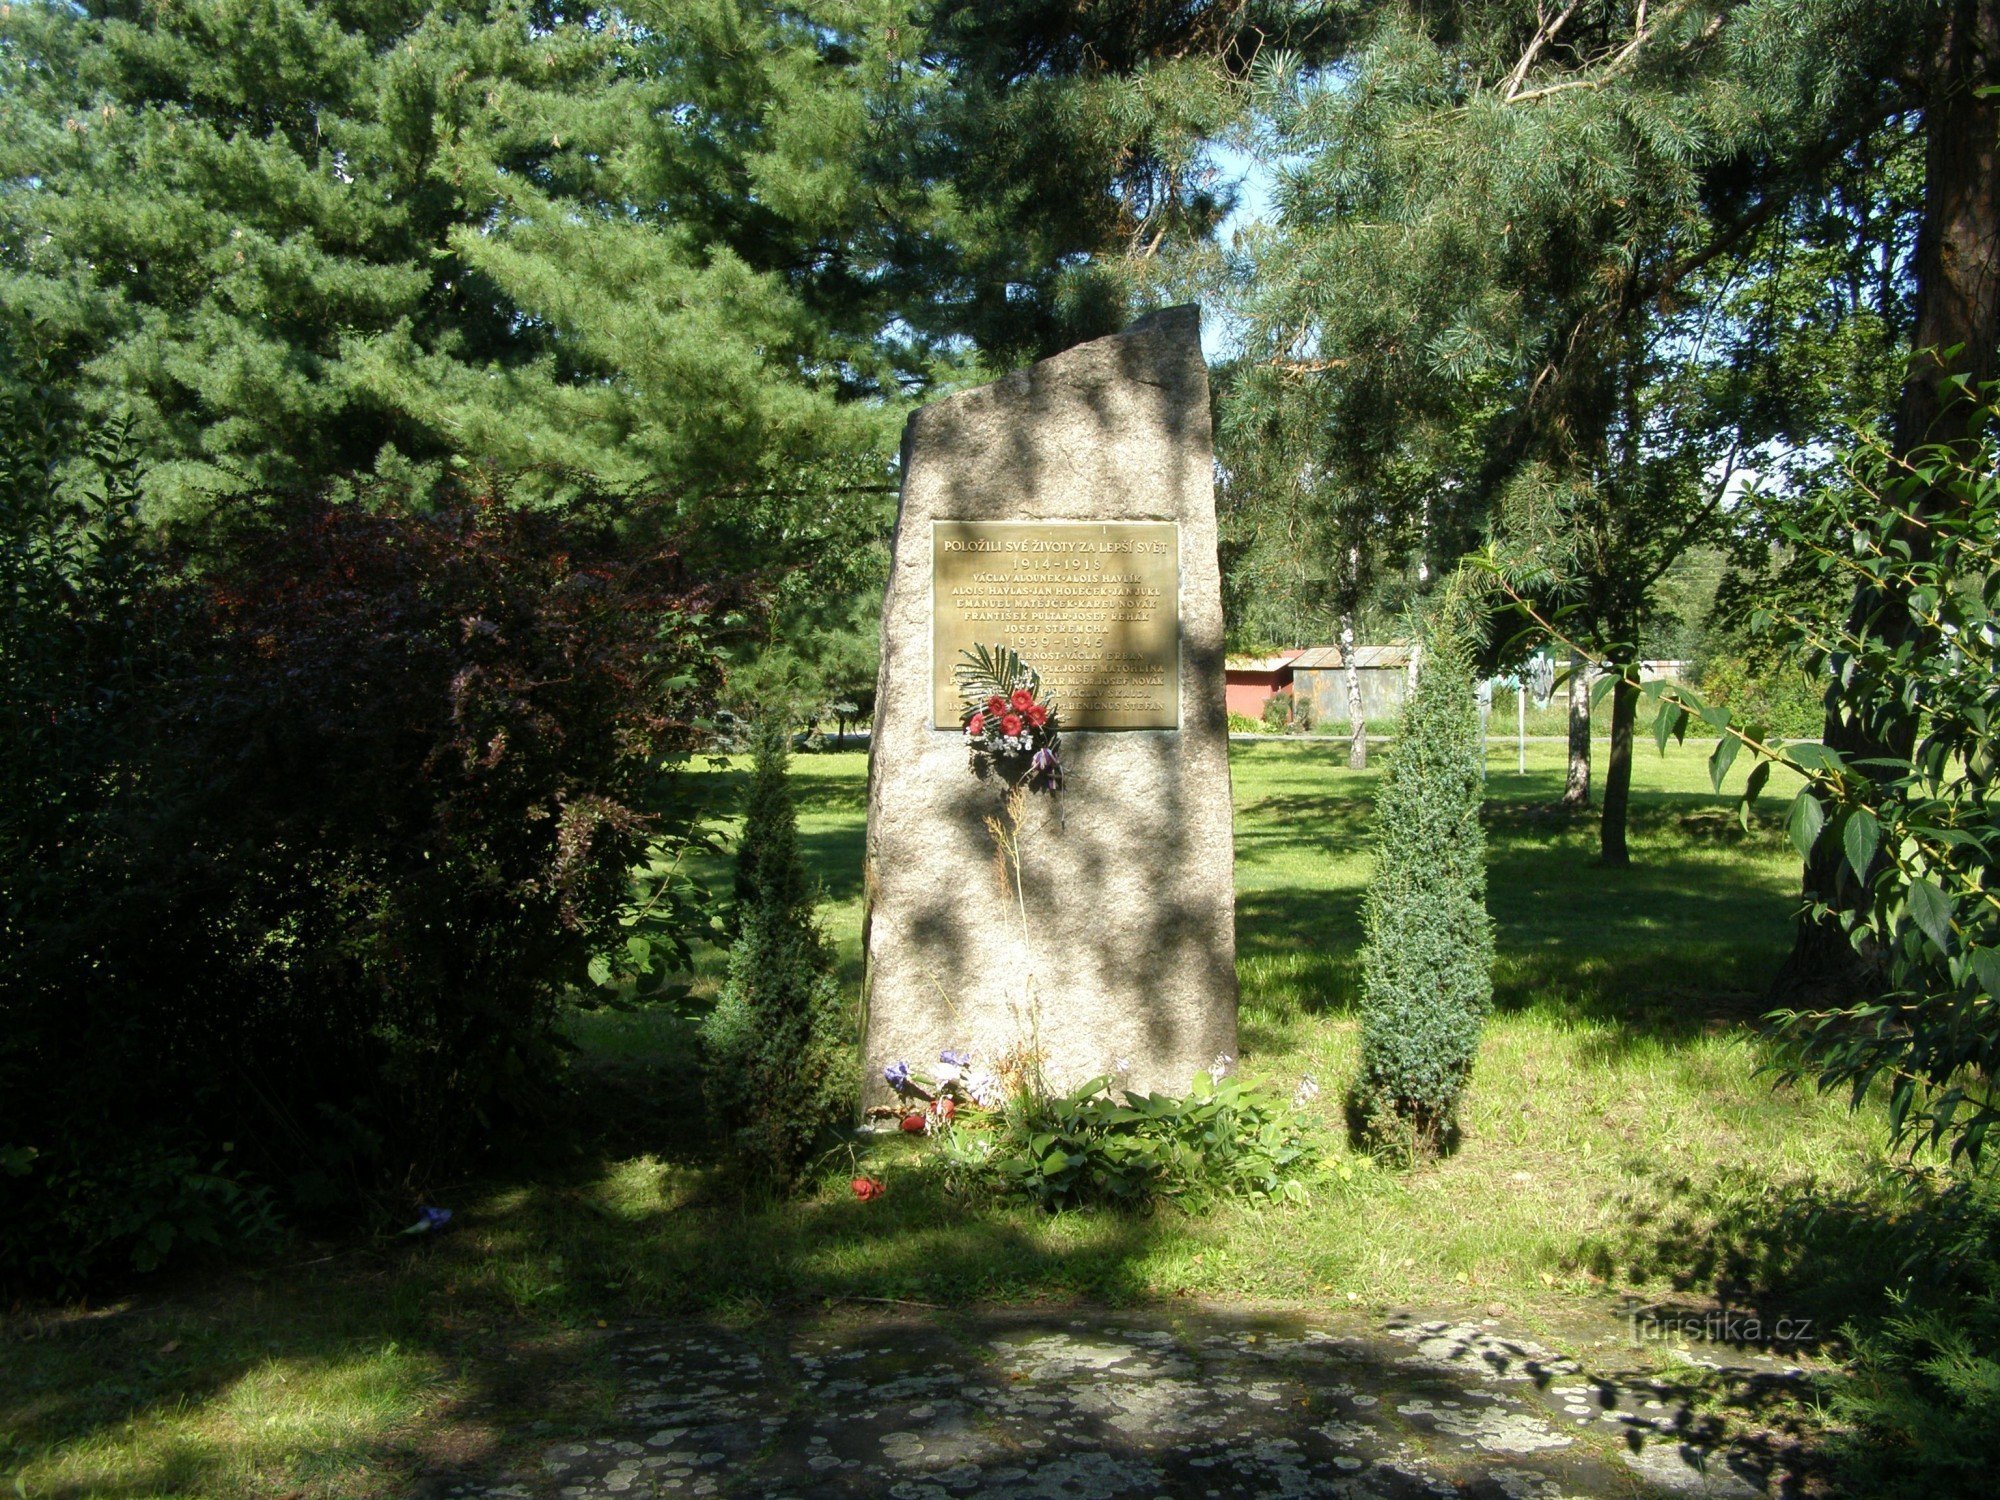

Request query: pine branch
[
  {"left": 1642, "top": 105, "right": 1898, "bottom": 307},
  {"left": 1638, "top": 443, "right": 1739, "bottom": 593},
  {"left": 1502, "top": 0, "right": 1711, "bottom": 107},
  {"left": 1502, "top": 1, "right": 1582, "bottom": 103}
]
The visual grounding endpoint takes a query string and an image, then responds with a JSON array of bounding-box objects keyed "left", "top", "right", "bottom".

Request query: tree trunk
[
  {"left": 1893, "top": 0, "right": 2000, "bottom": 460},
  {"left": 1563, "top": 649, "right": 1591, "bottom": 810},
  {"left": 1777, "top": 0, "right": 2000, "bottom": 997},
  {"left": 1598, "top": 674, "right": 1637, "bottom": 867},
  {"left": 1341, "top": 611, "right": 1366, "bottom": 769}
]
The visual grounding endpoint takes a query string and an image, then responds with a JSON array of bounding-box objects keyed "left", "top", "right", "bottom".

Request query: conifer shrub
[
  {"left": 1349, "top": 622, "right": 1494, "bottom": 1161},
  {"left": 1824, "top": 1174, "right": 2000, "bottom": 1497},
  {"left": 699, "top": 716, "right": 852, "bottom": 1187}
]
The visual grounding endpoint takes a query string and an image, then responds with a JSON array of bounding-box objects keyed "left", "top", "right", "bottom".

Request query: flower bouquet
[
  {"left": 868, "top": 1049, "right": 1006, "bottom": 1134},
  {"left": 955, "top": 643, "right": 1062, "bottom": 793}
]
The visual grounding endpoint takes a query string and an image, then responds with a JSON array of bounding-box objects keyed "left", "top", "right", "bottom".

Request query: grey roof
[
  {"left": 1291, "top": 644, "right": 1411, "bottom": 670},
  {"left": 1223, "top": 654, "right": 1300, "bottom": 674}
]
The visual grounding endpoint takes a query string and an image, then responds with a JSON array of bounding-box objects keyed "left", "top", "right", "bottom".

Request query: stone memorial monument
[{"left": 862, "top": 305, "right": 1236, "bottom": 1102}]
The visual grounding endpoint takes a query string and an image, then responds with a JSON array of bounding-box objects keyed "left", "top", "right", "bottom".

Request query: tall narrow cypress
[
  {"left": 700, "top": 716, "right": 849, "bottom": 1188},
  {"left": 1351, "top": 622, "right": 1494, "bottom": 1161}
]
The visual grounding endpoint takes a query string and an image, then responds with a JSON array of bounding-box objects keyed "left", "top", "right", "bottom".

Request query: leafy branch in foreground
[{"left": 1478, "top": 389, "right": 1999, "bottom": 1166}]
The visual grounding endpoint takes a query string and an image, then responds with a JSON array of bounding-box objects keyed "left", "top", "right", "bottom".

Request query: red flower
[
  {"left": 1010, "top": 688, "right": 1034, "bottom": 712},
  {"left": 1026, "top": 704, "right": 1049, "bottom": 728},
  {"left": 933, "top": 1097, "right": 956, "bottom": 1123},
  {"left": 967, "top": 711, "right": 985, "bottom": 735},
  {"left": 899, "top": 1113, "right": 927, "bottom": 1133},
  {"left": 850, "top": 1176, "right": 885, "bottom": 1201},
  {"left": 1000, "top": 712, "right": 1023, "bottom": 736},
  {"left": 986, "top": 695, "right": 1006, "bottom": 716}
]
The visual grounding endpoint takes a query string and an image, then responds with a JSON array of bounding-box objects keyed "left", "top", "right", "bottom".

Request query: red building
[{"left": 1223, "top": 651, "right": 1301, "bottom": 719}]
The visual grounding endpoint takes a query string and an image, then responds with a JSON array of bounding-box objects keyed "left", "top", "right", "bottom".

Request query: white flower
[
  {"left": 1292, "top": 1074, "right": 1321, "bottom": 1108},
  {"left": 1208, "top": 1052, "right": 1236, "bottom": 1083},
  {"left": 1113, "top": 1055, "right": 1133, "bottom": 1077},
  {"left": 964, "top": 1067, "right": 1004, "bottom": 1108}
]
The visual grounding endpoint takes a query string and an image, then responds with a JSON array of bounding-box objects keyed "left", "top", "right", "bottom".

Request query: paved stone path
[{"left": 438, "top": 1307, "right": 1813, "bottom": 1499}]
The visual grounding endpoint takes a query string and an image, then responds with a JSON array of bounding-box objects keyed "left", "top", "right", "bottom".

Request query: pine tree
[
  {"left": 1225, "top": 0, "right": 1950, "bottom": 868},
  {"left": 886, "top": 2, "right": 1343, "bottom": 366},
  {"left": 1351, "top": 618, "right": 1494, "bottom": 1162},
  {"left": 0, "top": 2, "right": 1337, "bottom": 520},
  {"left": 701, "top": 715, "right": 849, "bottom": 1187},
  {"left": 0, "top": 1, "right": 903, "bottom": 519}
]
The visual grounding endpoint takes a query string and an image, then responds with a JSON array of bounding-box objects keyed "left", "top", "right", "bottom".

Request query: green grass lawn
[{"left": 4, "top": 740, "right": 1936, "bottom": 1498}]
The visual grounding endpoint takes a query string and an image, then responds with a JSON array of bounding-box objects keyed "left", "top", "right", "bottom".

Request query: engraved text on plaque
[{"left": 931, "top": 520, "right": 1180, "bottom": 730}]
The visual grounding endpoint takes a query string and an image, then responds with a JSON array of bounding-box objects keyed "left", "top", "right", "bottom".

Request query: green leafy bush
[
  {"left": 947, "top": 1073, "right": 1316, "bottom": 1209},
  {"left": 1, "top": 1141, "right": 282, "bottom": 1287},
  {"left": 1226, "top": 711, "right": 1263, "bottom": 733},
  {"left": 1638, "top": 395, "right": 2000, "bottom": 1166},
  {"left": 1260, "top": 690, "right": 1295, "bottom": 732},
  {"left": 1350, "top": 624, "right": 1494, "bottom": 1160},
  {"left": 1695, "top": 654, "right": 1824, "bottom": 741},
  {"left": 699, "top": 716, "right": 852, "bottom": 1188}
]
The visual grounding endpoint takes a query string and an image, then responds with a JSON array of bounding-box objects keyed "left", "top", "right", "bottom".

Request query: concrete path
[{"left": 436, "top": 1306, "right": 1813, "bottom": 1499}]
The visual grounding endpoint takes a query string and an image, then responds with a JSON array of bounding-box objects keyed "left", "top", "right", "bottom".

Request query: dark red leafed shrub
[{"left": 1, "top": 471, "right": 728, "bottom": 1288}]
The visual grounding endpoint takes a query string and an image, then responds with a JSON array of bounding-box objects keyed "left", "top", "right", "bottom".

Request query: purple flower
[
  {"left": 939, "top": 1049, "right": 972, "bottom": 1068},
  {"left": 401, "top": 1205, "right": 453, "bottom": 1236},
  {"left": 884, "top": 1060, "right": 913, "bottom": 1092},
  {"left": 1029, "top": 746, "right": 1063, "bottom": 792}
]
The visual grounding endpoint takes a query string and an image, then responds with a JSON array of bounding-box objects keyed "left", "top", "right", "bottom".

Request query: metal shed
[{"left": 1291, "top": 644, "right": 1412, "bottom": 725}]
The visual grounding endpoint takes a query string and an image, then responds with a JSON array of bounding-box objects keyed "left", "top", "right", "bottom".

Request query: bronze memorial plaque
[{"left": 931, "top": 520, "right": 1180, "bottom": 730}]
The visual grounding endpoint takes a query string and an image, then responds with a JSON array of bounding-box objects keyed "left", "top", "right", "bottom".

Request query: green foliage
[
  {"left": 1828, "top": 1176, "right": 2000, "bottom": 1498},
  {"left": 1227, "top": 711, "right": 1262, "bottom": 733},
  {"left": 0, "top": 1140, "right": 282, "bottom": 1289},
  {"left": 1260, "top": 690, "right": 1295, "bottom": 733},
  {"left": 1352, "top": 624, "right": 1495, "bottom": 1160},
  {"left": 0, "top": 0, "right": 902, "bottom": 514},
  {"left": 1758, "top": 410, "right": 2000, "bottom": 1164},
  {"left": 0, "top": 0, "right": 1311, "bottom": 533},
  {"left": 1609, "top": 391, "right": 2000, "bottom": 1165},
  {"left": 731, "top": 716, "right": 814, "bottom": 923},
  {"left": 950, "top": 1073, "right": 1315, "bottom": 1210},
  {"left": 1223, "top": 1, "right": 1925, "bottom": 858},
  {"left": 731, "top": 605, "right": 883, "bottom": 739},
  {"left": 699, "top": 716, "right": 851, "bottom": 1189},
  {"left": 907, "top": 2, "right": 1337, "bottom": 365},
  {"left": 1696, "top": 654, "right": 1825, "bottom": 743},
  {"left": 0, "top": 390, "right": 268, "bottom": 1289}
]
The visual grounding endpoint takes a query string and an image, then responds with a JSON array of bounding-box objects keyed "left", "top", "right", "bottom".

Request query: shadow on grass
[
  {"left": 1233, "top": 769, "right": 1801, "bottom": 1057},
  {"left": 1571, "top": 1158, "right": 1976, "bottom": 1351},
  {"left": 0, "top": 1089, "right": 1183, "bottom": 1498}
]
